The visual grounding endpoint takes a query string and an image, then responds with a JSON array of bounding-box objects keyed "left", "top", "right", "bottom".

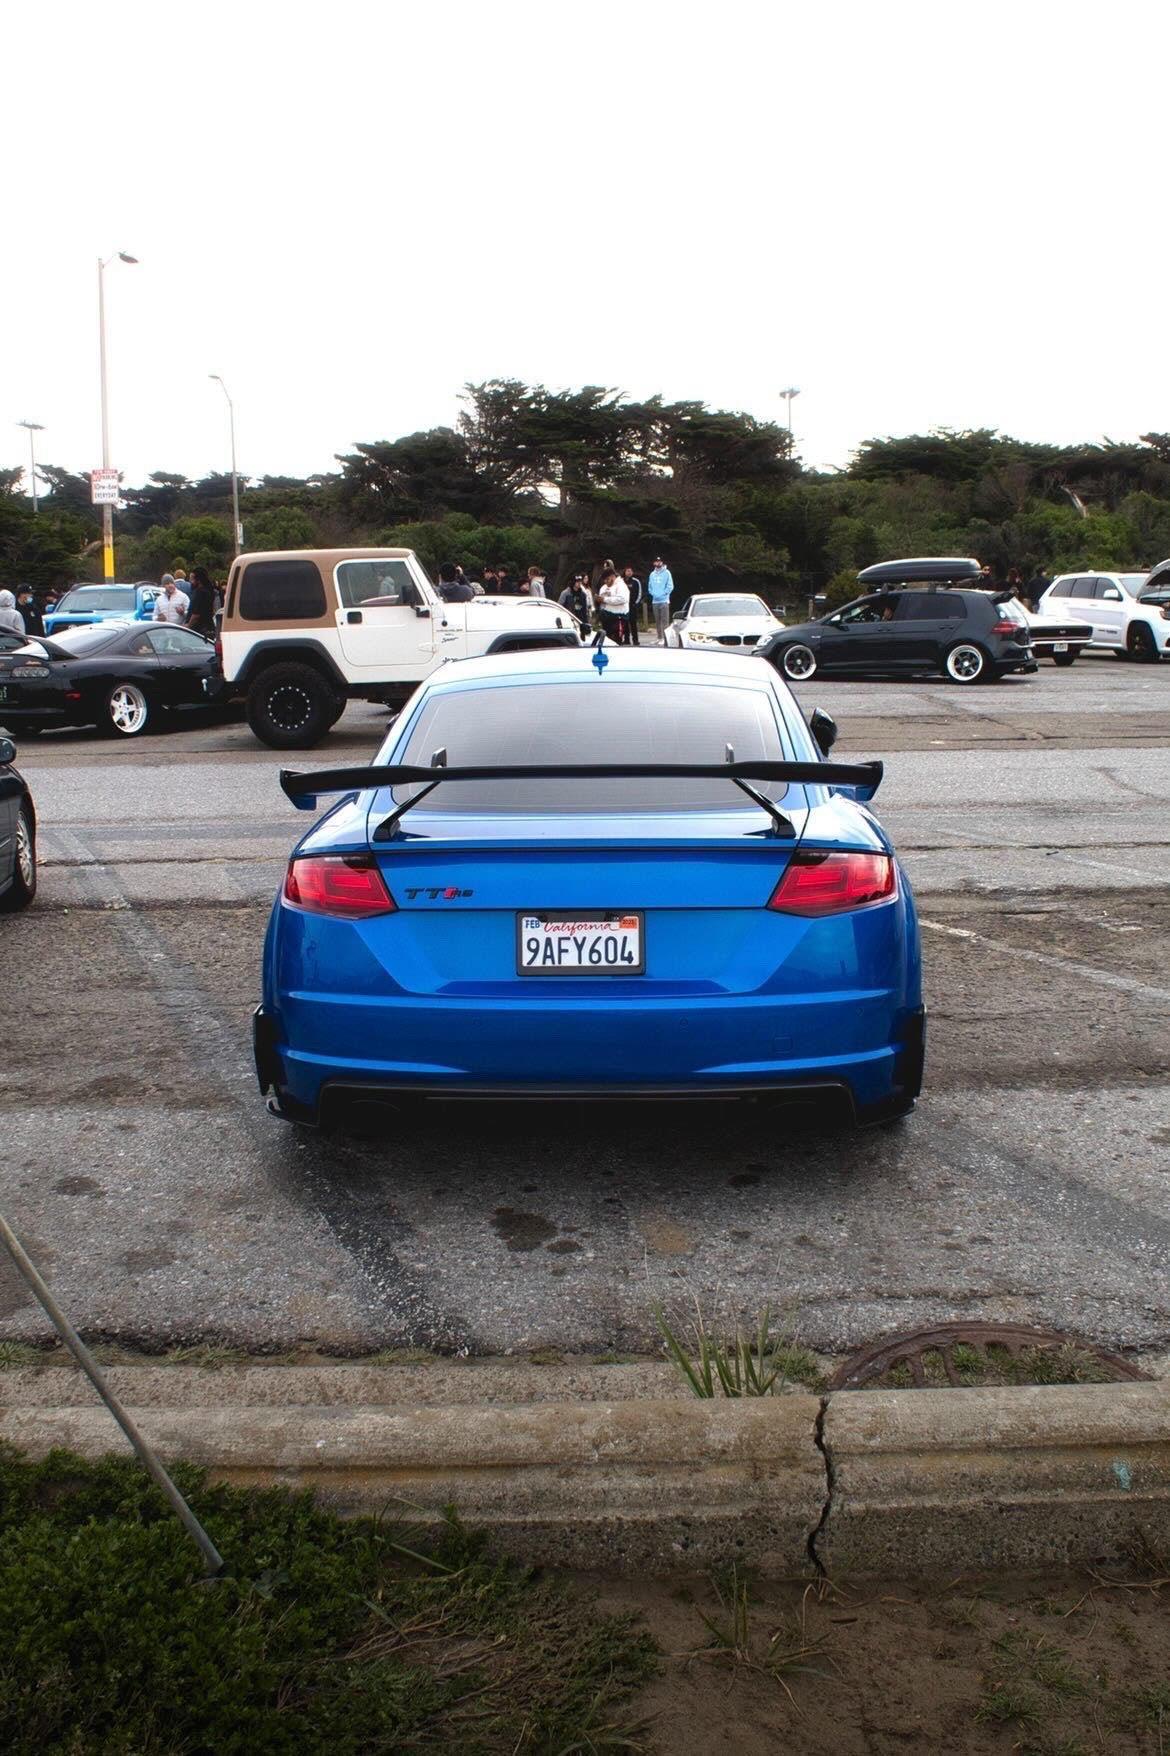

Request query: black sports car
[
  {"left": 757, "top": 557, "right": 1038, "bottom": 685},
  {"left": 0, "top": 733, "right": 36, "bottom": 911},
  {"left": 0, "top": 620, "right": 221, "bottom": 737}
]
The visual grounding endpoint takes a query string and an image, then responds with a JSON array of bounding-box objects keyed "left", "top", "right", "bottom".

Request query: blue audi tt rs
[{"left": 256, "top": 647, "right": 924, "bottom": 1126}]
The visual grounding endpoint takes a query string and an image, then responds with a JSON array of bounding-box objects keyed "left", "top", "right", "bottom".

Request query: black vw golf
[
  {"left": 0, "top": 621, "right": 221, "bottom": 737},
  {"left": 757, "top": 558, "right": 1038, "bottom": 685}
]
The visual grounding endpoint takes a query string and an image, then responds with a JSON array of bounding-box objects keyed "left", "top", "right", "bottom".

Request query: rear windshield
[
  {"left": 56, "top": 587, "right": 135, "bottom": 612},
  {"left": 690, "top": 597, "right": 770, "bottom": 617},
  {"left": 391, "top": 680, "right": 792, "bottom": 812},
  {"left": 43, "top": 625, "right": 122, "bottom": 655}
]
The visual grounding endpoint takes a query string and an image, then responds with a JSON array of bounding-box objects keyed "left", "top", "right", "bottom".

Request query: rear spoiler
[{"left": 280, "top": 758, "right": 884, "bottom": 841}]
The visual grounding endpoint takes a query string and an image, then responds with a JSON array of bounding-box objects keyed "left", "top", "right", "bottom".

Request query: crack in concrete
[{"left": 806, "top": 1393, "right": 832, "bottom": 1575}]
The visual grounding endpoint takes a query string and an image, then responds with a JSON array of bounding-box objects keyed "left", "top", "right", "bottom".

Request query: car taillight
[
  {"left": 214, "top": 634, "right": 223, "bottom": 661},
  {"left": 990, "top": 620, "right": 1023, "bottom": 636},
  {"left": 283, "top": 854, "right": 396, "bottom": 918},
  {"left": 767, "top": 850, "right": 895, "bottom": 916}
]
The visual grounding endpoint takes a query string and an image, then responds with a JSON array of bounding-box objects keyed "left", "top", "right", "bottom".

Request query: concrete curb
[{"left": 2, "top": 1370, "right": 1167, "bottom": 1575}]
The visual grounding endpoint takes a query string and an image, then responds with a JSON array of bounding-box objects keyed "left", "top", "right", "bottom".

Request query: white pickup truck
[{"left": 215, "top": 547, "right": 581, "bottom": 747}]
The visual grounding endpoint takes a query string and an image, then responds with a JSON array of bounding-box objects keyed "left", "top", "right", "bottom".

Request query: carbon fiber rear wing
[{"left": 280, "top": 757, "right": 883, "bottom": 841}]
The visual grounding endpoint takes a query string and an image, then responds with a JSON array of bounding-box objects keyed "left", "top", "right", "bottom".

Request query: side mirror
[
  {"left": 1101, "top": 588, "right": 1122, "bottom": 601},
  {"left": 0, "top": 736, "right": 15, "bottom": 766},
  {"left": 414, "top": 603, "right": 431, "bottom": 617},
  {"left": 811, "top": 594, "right": 828, "bottom": 609},
  {"left": 809, "top": 708, "right": 838, "bottom": 756}
]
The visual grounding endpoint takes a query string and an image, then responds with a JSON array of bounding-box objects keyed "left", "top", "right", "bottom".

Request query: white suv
[
  {"left": 1039, "top": 572, "right": 1170, "bottom": 662},
  {"left": 218, "top": 548, "right": 581, "bottom": 746}
]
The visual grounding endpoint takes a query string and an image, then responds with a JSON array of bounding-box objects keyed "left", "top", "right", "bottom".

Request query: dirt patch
[
  {"left": 920, "top": 888, "right": 1170, "bottom": 1093},
  {"left": 587, "top": 1563, "right": 1170, "bottom": 1755}
]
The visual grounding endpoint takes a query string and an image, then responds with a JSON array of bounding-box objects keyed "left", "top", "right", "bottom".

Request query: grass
[
  {"left": 881, "top": 1341, "right": 1118, "bottom": 1390},
  {"left": 686, "top": 1564, "right": 829, "bottom": 1708},
  {"left": 0, "top": 1442, "right": 655, "bottom": 1754},
  {"left": 0, "top": 1341, "right": 42, "bottom": 1370},
  {"left": 654, "top": 1301, "right": 824, "bottom": 1397}
]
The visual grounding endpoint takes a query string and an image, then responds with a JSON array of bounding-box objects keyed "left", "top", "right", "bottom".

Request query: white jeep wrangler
[{"left": 216, "top": 548, "right": 581, "bottom": 747}]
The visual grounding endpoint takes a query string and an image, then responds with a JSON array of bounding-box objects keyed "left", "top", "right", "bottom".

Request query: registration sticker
[{"left": 518, "top": 912, "right": 644, "bottom": 975}]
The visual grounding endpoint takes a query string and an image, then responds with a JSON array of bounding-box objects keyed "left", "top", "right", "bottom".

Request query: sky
[{"left": 3, "top": 0, "right": 1167, "bottom": 497}]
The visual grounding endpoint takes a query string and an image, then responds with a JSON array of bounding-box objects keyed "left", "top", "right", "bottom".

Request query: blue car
[
  {"left": 44, "top": 583, "right": 160, "bottom": 636},
  {"left": 257, "top": 647, "right": 925, "bottom": 1127}
]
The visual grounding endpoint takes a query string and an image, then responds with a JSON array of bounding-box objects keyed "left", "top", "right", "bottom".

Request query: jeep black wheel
[{"left": 246, "top": 663, "right": 334, "bottom": 748}]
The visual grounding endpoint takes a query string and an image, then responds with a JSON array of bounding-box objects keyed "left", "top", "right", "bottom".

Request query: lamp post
[
  {"left": 16, "top": 421, "right": 44, "bottom": 513},
  {"left": 209, "top": 375, "right": 242, "bottom": 555},
  {"left": 778, "top": 387, "right": 800, "bottom": 435},
  {"left": 97, "top": 251, "right": 138, "bottom": 581}
]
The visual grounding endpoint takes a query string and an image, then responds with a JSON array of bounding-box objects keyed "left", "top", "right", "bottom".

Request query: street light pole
[
  {"left": 97, "top": 251, "right": 138, "bottom": 581},
  {"left": 16, "top": 421, "right": 44, "bottom": 513},
  {"left": 779, "top": 387, "right": 800, "bottom": 437},
  {"left": 209, "top": 375, "right": 242, "bottom": 555}
]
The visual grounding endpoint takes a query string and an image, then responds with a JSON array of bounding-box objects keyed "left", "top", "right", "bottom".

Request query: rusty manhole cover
[{"left": 827, "top": 1321, "right": 1150, "bottom": 1391}]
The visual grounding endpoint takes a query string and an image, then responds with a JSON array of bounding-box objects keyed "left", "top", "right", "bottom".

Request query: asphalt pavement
[{"left": 3, "top": 653, "right": 1169, "bottom": 1364}]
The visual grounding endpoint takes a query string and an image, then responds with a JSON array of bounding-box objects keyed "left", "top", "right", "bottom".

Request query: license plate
[
  {"left": 1053, "top": 642, "right": 1068, "bottom": 653},
  {"left": 517, "top": 912, "right": 644, "bottom": 975}
]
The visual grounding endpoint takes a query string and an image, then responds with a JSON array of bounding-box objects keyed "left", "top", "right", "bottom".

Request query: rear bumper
[{"left": 254, "top": 1002, "right": 925, "bottom": 1129}]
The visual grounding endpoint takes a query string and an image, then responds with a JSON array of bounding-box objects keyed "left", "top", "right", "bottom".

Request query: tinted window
[
  {"left": 336, "top": 559, "right": 418, "bottom": 609},
  {"left": 56, "top": 586, "right": 136, "bottom": 613},
  {"left": 896, "top": 592, "right": 965, "bottom": 621},
  {"left": 1070, "top": 579, "right": 1096, "bottom": 599},
  {"left": 838, "top": 595, "right": 894, "bottom": 624},
  {"left": 392, "top": 681, "right": 792, "bottom": 812},
  {"left": 41, "top": 625, "right": 123, "bottom": 655},
  {"left": 238, "top": 560, "right": 325, "bottom": 621},
  {"left": 145, "top": 627, "right": 209, "bottom": 655},
  {"left": 689, "top": 596, "right": 771, "bottom": 617}
]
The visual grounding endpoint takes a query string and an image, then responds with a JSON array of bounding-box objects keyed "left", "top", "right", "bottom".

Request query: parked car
[
  {"left": 256, "top": 646, "right": 925, "bottom": 1129},
  {"left": 1010, "top": 599, "right": 1093, "bottom": 666},
  {"left": 43, "top": 582, "right": 160, "bottom": 636},
  {"left": 666, "top": 593, "right": 785, "bottom": 651},
  {"left": 756, "top": 558, "right": 1037, "bottom": 684},
  {"left": 215, "top": 547, "right": 581, "bottom": 749},
  {"left": 1038, "top": 572, "right": 1170, "bottom": 662},
  {"left": 0, "top": 621, "right": 220, "bottom": 737},
  {"left": 0, "top": 735, "right": 36, "bottom": 911}
]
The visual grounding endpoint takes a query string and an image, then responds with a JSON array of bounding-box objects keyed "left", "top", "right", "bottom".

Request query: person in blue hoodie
[{"left": 647, "top": 556, "right": 674, "bottom": 644}]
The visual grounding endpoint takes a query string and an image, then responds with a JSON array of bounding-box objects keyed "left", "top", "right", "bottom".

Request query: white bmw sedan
[{"left": 666, "top": 593, "right": 785, "bottom": 651}]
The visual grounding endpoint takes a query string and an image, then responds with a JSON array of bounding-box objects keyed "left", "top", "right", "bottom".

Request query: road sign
[{"left": 91, "top": 468, "right": 120, "bottom": 505}]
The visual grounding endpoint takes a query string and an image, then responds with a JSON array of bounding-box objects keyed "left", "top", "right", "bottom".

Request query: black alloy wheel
[
  {"left": 1127, "top": 623, "right": 1158, "bottom": 663},
  {"left": 779, "top": 643, "right": 817, "bottom": 682},
  {"left": 943, "top": 641, "right": 989, "bottom": 684},
  {"left": 246, "top": 662, "right": 334, "bottom": 748},
  {"left": 0, "top": 804, "right": 36, "bottom": 911}
]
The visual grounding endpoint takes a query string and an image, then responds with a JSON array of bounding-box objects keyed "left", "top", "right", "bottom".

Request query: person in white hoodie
[
  {"left": 0, "top": 590, "right": 26, "bottom": 637},
  {"left": 596, "top": 567, "right": 630, "bottom": 644}
]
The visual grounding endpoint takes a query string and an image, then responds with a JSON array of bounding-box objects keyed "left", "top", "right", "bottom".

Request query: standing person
[
  {"left": 1025, "top": 566, "right": 1051, "bottom": 611},
  {"left": 437, "top": 561, "right": 475, "bottom": 602},
  {"left": 153, "top": 574, "right": 189, "bottom": 624},
  {"left": 184, "top": 566, "right": 218, "bottom": 634},
  {"left": 596, "top": 566, "right": 629, "bottom": 644},
  {"left": 0, "top": 590, "right": 25, "bottom": 637},
  {"left": 494, "top": 563, "right": 515, "bottom": 595},
  {"left": 621, "top": 564, "right": 643, "bottom": 645},
  {"left": 480, "top": 566, "right": 498, "bottom": 594},
  {"left": 15, "top": 587, "right": 44, "bottom": 639},
  {"left": 1006, "top": 566, "right": 1025, "bottom": 599},
  {"left": 647, "top": 555, "right": 674, "bottom": 643},
  {"left": 525, "top": 565, "right": 547, "bottom": 598},
  {"left": 558, "top": 571, "right": 594, "bottom": 634}
]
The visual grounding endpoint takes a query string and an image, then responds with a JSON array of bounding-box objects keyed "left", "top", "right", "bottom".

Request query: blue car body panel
[
  {"left": 258, "top": 651, "right": 924, "bottom": 1122},
  {"left": 44, "top": 585, "right": 159, "bottom": 636}
]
